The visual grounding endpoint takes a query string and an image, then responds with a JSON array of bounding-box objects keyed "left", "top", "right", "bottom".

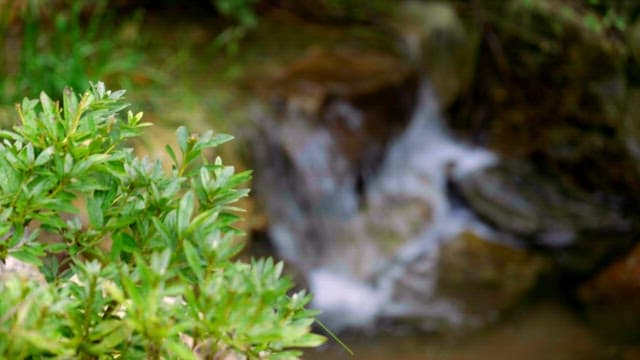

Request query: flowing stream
[
  {"left": 308, "top": 80, "right": 497, "bottom": 329},
  {"left": 257, "top": 77, "right": 499, "bottom": 330}
]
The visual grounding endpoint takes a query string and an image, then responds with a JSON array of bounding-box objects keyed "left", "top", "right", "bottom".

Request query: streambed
[{"left": 305, "top": 301, "right": 616, "bottom": 360}]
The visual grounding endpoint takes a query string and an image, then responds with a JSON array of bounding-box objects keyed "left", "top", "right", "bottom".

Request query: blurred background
[{"left": 2, "top": 0, "right": 640, "bottom": 358}]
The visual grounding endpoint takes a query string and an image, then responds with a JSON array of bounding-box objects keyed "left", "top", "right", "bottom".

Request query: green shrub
[{"left": 0, "top": 82, "right": 325, "bottom": 359}]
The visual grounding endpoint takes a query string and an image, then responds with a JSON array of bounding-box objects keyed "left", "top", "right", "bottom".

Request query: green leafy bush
[{"left": 0, "top": 82, "right": 325, "bottom": 359}]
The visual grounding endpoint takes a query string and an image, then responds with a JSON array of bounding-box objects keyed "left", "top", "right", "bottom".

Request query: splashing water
[{"left": 307, "top": 81, "right": 498, "bottom": 330}]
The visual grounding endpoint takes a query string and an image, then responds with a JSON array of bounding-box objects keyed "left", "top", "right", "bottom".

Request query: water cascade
[
  {"left": 308, "top": 81, "right": 498, "bottom": 330},
  {"left": 253, "top": 68, "right": 510, "bottom": 330}
]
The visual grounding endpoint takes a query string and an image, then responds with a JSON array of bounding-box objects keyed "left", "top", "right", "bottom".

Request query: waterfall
[{"left": 308, "top": 80, "right": 498, "bottom": 330}]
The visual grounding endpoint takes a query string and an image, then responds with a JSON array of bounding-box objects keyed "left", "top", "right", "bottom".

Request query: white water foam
[{"left": 309, "top": 81, "right": 498, "bottom": 330}]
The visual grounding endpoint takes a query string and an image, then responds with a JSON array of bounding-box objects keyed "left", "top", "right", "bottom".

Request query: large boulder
[
  {"left": 447, "top": 0, "right": 640, "bottom": 200},
  {"left": 436, "top": 231, "right": 547, "bottom": 326},
  {"left": 458, "top": 161, "right": 634, "bottom": 276},
  {"left": 379, "top": 230, "right": 548, "bottom": 332},
  {"left": 424, "top": 0, "right": 640, "bottom": 280}
]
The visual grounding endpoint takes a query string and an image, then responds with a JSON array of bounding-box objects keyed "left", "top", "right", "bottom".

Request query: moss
[{"left": 447, "top": 0, "right": 640, "bottom": 201}]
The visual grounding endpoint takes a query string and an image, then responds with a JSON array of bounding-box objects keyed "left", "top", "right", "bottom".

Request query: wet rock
[
  {"left": 253, "top": 48, "right": 418, "bottom": 267},
  {"left": 323, "top": 194, "right": 433, "bottom": 279},
  {"left": 389, "top": 1, "right": 478, "bottom": 108},
  {"left": 458, "top": 161, "right": 629, "bottom": 237},
  {"left": 269, "top": 48, "right": 418, "bottom": 176},
  {"left": 578, "top": 243, "right": 640, "bottom": 343},
  {"left": 380, "top": 230, "right": 547, "bottom": 332},
  {"left": 437, "top": 232, "right": 547, "bottom": 323},
  {"left": 458, "top": 161, "right": 634, "bottom": 276}
]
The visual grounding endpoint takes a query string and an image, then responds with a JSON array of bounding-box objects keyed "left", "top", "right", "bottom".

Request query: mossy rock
[
  {"left": 447, "top": 0, "right": 640, "bottom": 200},
  {"left": 436, "top": 231, "right": 548, "bottom": 320},
  {"left": 388, "top": 1, "right": 479, "bottom": 108}
]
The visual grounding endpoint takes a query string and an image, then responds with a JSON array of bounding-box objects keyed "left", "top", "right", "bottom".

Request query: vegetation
[
  {"left": 0, "top": 83, "right": 325, "bottom": 359},
  {"left": 0, "top": 0, "right": 261, "bottom": 104},
  {"left": 0, "top": 0, "right": 638, "bottom": 357},
  {"left": 0, "top": 0, "right": 141, "bottom": 104}
]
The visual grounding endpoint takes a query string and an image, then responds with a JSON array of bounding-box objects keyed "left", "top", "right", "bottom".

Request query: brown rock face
[
  {"left": 436, "top": 231, "right": 547, "bottom": 324},
  {"left": 578, "top": 243, "right": 640, "bottom": 342},
  {"left": 389, "top": 1, "right": 478, "bottom": 108},
  {"left": 268, "top": 48, "right": 418, "bottom": 177},
  {"left": 382, "top": 230, "right": 548, "bottom": 333}
]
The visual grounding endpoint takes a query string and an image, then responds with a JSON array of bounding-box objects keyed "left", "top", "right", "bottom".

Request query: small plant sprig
[{"left": 0, "top": 82, "right": 325, "bottom": 359}]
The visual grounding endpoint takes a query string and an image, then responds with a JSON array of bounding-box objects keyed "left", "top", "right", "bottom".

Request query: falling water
[{"left": 308, "top": 80, "right": 498, "bottom": 330}]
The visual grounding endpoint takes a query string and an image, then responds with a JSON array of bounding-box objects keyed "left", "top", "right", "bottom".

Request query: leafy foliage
[{"left": 0, "top": 82, "right": 325, "bottom": 359}]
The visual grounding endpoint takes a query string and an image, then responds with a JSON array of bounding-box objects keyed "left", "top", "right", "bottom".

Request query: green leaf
[
  {"left": 183, "top": 241, "right": 203, "bottom": 281},
  {"left": 286, "top": 333, "right": 327, "bottom": 348},
  {"left": 87, "top": 196, "right": 104, "bottom": 228},
  {"left": 0, "top": 130, "right": 25, "bottom": 142},
  {"left": 178, "top": 191, "right": 194, "bottom": 236},
  {"left": 64, "top": 153, "right": 74, "bottom": 174},
  {"left": 165, "top": 145, "right": 178, "bottom": 167},
  {"left": 47, "top": 242, "right": 68, "bottom": 254},
  {"left": 112, "top": 232, "right": 137, "bottom": 254},
  {"left": 38, "top": 198, "right": 79, "bottom": 214},
  {"left": 72, "top": 153, "right": 110, "bottom": 175},
  {"left": 34, "top": 146, "right": 54, "bottom": 166},
  {"left": 63, "top": 87, "right": 79, "bottom": 123},
  {"left": 87, "top": 322, "right": 129, "bottom": 355},
  {"left": 177, "top": 126, "right": 189, "bottom": 154},
  {"left": 32, "top": 212, "right": 67, "bottom": 230},
  {"left": 25, "top": 143, "right": 34, "bottom": 164},
  {"left": 9, "top": 248, "right": 43, "bottom": 266},
  {"left": 152, "top": 217, "right": 175, "bottom": 248},
  {"left": 22, "top": 331, "right": 68, "bottom": 354},
  {"left": 89, "top": 319, "right": 125, "bottom": 341},
  {"left": 205, "top": 133, "right": 234, "bottom": 148},
  {"left": 39, "top": 91, "right": 56, "bottom": 117},
  {"left": 164, "top": 340, "right": 199, "bottom": 360}
]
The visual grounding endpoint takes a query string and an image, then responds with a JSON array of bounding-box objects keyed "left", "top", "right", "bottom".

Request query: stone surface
[
  {"left": 379, "top": 230, "right": 547, "bottom": 333},
  {"left": 458, "top": 161, "right": 634, "bottom": 276},
  {"left": 389, "top": 1, "right": 477, "bottom": 108},
  {"left": 578, "top": 243, "right": 640, "bottom": 342},
  {"left": 436, "top": 231, "right": 547, "bottom": 318},
  {"left": 447, "top": 0, "right": 639, "bottom": 202}
]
